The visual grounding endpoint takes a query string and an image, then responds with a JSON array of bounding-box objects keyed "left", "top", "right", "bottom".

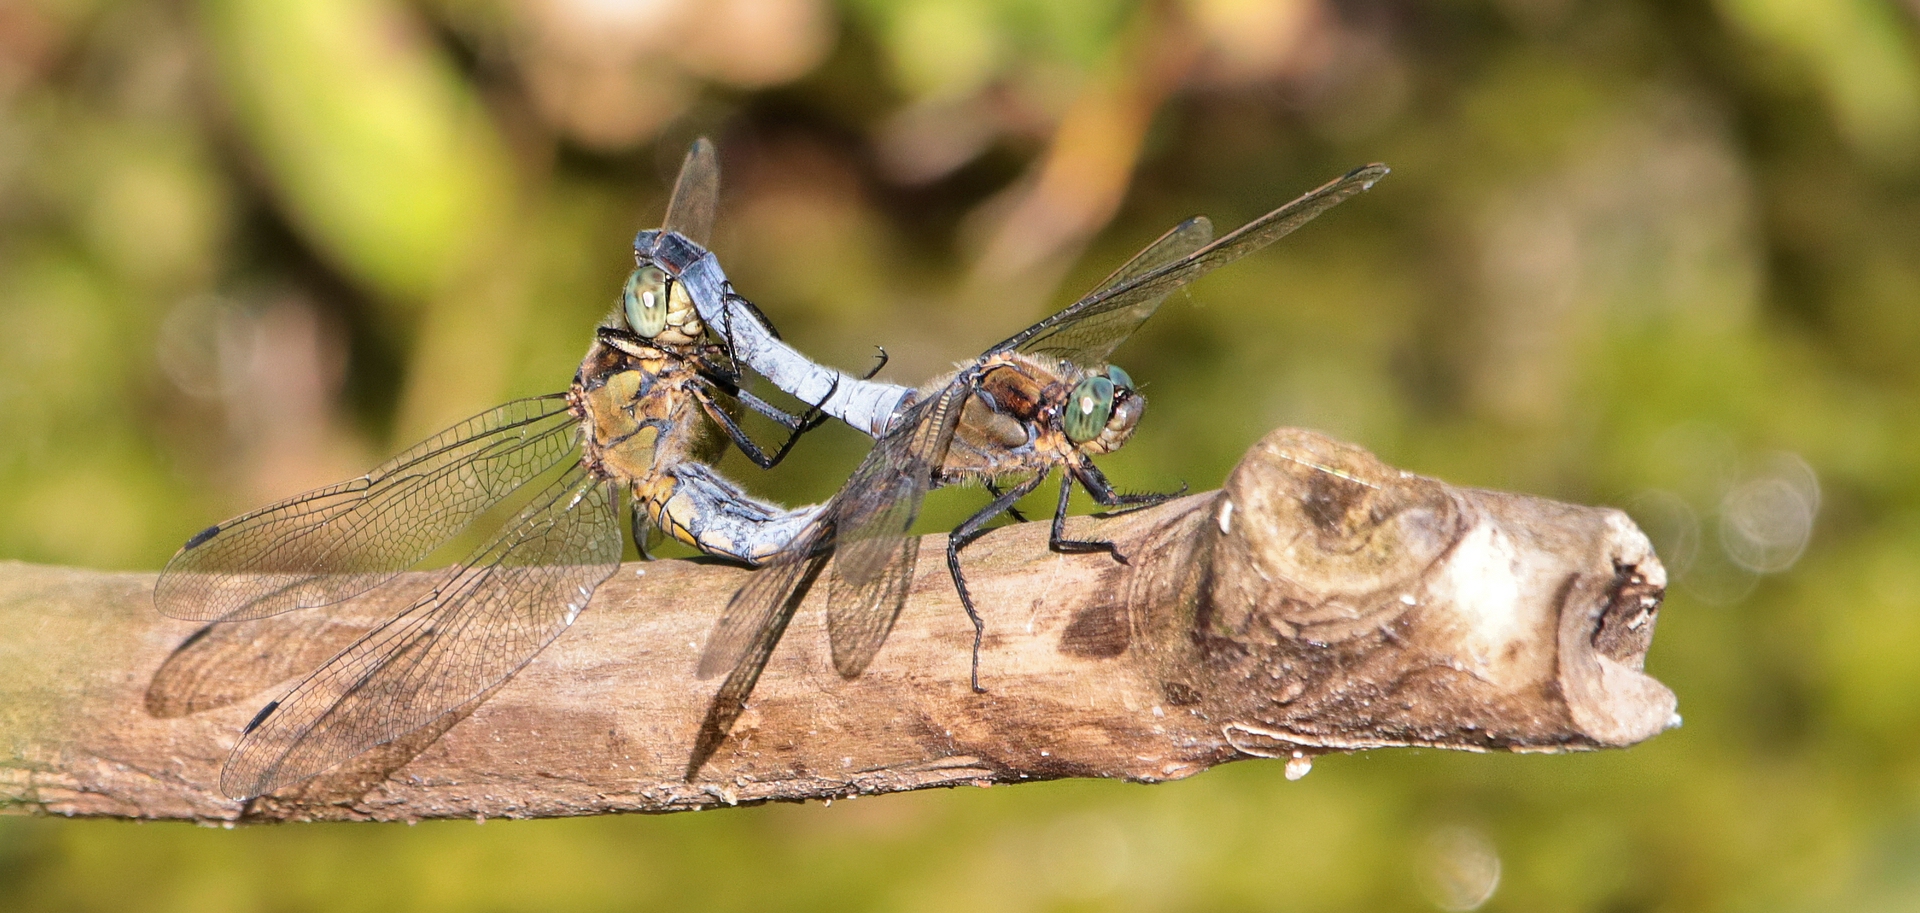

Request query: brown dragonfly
[{"left": 689, "top": 162, "right": 1391, "bottom": 774}]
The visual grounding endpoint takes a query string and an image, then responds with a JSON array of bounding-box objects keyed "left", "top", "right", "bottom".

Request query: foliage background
[{"left": 2, "top": 0, "right": 1917, "bottom": 909}]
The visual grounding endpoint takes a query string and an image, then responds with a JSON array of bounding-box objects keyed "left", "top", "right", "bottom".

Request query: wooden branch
[{"left": 0, "top": 428, "right": 1675, "bottom": 823}]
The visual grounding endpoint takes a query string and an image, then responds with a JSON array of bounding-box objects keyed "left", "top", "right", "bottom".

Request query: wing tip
[
  {"left": 685, "top": 136, "right": 715, "bottom": 163},
  {"left": 1345, "top": 162, "right": 1391, "bottom": 190},
  {"left": 693, "top": 650, "right": 731, "bottom": 680}
]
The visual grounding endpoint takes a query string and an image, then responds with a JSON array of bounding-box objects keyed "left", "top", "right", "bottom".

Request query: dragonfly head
[
  {"left": 1063, "top": 365, "right": 1143, "bottom": 454},
  {"left": 623, "top": 263, "right": 703, "bottom": 346}
]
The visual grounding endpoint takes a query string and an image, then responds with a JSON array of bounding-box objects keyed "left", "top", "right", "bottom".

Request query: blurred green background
[{"left": 2, "top": 0, "right": 1916, "bottom": 909}]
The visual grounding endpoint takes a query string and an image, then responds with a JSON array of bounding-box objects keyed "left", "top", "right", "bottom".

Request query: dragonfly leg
[
  {"left": 708, "top": 289, "right": 778, "bottom": 376},
  {"left": 631, "top": 506, "right": 654, "bottom": 561},
  {"left": 1048, "top": 470, "right": 1131, "bottom": 564},
  {"left": 695, "top": 371, "right": 843, "bottom": 470},
  {"left": 704, "top": 342, "right": 887, "bottom": 428},
  {"left": 948, "top": 469, "right": 1051, "bottom": 692},
  {"left": 861, "top": 345, "right": 889, "bottom": 379},
  {"left": 721, "top": 290, "right": 784, "bottom": 340},
  {"left": 688, "top": 354, "right": 810, "bottom": 430},
  {"left": 696, "top": 391, "right": 786, "bottom": 469},
  {"left": 1053, "top": 461, "right": 1187, "bottom": 566},
  {"left": 1079, "top": 459, "right": 1187, "bottom": 512},
  {"left": 982, "top": 478, "right": 1030, "bottom": 524},
  {"left": 734, "top": 386, "right": 829, "bottom": 432}
]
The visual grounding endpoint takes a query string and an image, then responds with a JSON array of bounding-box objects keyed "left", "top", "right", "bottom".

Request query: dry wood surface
[{"left": 0, "top": 428, "right": 1676, "bottom": 823}]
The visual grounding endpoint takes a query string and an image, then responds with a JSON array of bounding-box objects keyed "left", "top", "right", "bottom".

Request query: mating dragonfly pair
[{"left": 154, "top": 140, "right": 1388, "bottom": 799}]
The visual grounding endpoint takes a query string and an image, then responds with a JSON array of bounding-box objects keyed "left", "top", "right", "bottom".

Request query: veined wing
[
  {"left": 695, "top": 389, "right": 958, "bottom": 680},
  {"left": 219, "top": 465, "right": 622, "bottom": 800},
  {"left": 145, "top": 611, "right": 392, "bottom": 719},
  {"left": 1012, "top": 215, "right": 1212, "bottom": 366},
  {"left": 688, "top": 396, "right": 944, "bottom": 689},
  {"left": 998, "top": 163, "right": 1389, "bottom": 366},
  {"left": 688, "top": 523, "right": 832, "bottom": 777},
  {"left": 663, "top": 138, "right": 720, "bottom": 249},
  {"left": 155, "top": 396, "right": 580, "bottom": 623},
  {"left": 822, "top": 384, "right": 968, "bottom": 677},
  {"left": 696, "top": 525, "right": 833, "bottom": 682},
  {"left": 687, "top": 389, "right": 964, "bottom": 776}
]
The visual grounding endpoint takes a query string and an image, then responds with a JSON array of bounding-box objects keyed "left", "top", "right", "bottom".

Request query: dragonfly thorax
[{"left": 573, "top": 338, "right": 727, "bottom": 485}]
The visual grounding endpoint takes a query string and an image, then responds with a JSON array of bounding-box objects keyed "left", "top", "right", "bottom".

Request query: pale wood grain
[{"left": 0, "top": 428, "right": 1675, "bottom": 822}]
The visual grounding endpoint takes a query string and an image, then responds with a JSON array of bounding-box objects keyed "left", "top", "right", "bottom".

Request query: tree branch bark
[{"left": 0, "top": 428, "right": 1675, "bottom": 823}]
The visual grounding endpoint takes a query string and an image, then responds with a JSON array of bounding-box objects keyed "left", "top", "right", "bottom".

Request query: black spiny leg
[
  {"left": 689, "top": 355, "right": 820, "bottom": 432},
  {"left": 694, "top": 374, "right": 839, "bottom": 470},
  {"left": 712, "top": 290, "right": 777, "bottom": 373},
  {"left": 1051, "top": 460, "right": 1188, "bottom": 566},
  {"left": 736, "top": 386, "right": 830, "bottom": 432},
  {"left": 693, "top": 343, "right": 884, "bottom": 435},
  {"left": 948, "top": 469, "right": 1051, "bottom": 693},
  {"left": 982, "top": 479, "right": 1030, "bottom": 524},
  {"left": 1078, "top": 459, "right": 1187, "bottom": 512},
  {"left": 1048, "top": 469, "right": 1128, "bottom": 563}
]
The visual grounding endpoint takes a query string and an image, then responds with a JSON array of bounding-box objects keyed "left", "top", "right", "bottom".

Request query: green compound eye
[
  {"left": 1063, "top": 375, "right": 1116, "bottom": 444},
  {"left": 623, "top": 266, "right": 671, "bottom": 338},
  {"left": 1105, "top": 365, "right": 1134, "bottom": 391}
]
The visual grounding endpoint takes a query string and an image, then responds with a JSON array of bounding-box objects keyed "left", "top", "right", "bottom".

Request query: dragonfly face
[
  {"left": 1062, "top": 365, "right": 1141, "bottom": 455},
  {"left": 621, "top": 263, "right": 704, "bottom": 347},
  {"left": 692, "top": 161, "right": 1391, "bottom": 777}
]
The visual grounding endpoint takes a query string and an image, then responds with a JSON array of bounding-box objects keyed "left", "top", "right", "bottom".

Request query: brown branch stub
[
  {"left": 1187, "top": 430, "right": 1674, "bottom": 771},
  {"left": 0, "top": 428, "right": 1674, "bottom": 822}
]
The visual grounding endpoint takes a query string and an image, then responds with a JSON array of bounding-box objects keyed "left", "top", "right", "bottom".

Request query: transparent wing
[
  {"left": 145, "top": 610, "right": 396, "bottom": 719},
  {"left": 690, "top": 385, "right": 966, "bottom": 771},
  {"left": 696, "top": 526, "right": 834, "bottom": 681},
  {"left": 822, "top": 386, "right": 967, "bottom": 677},
  {"left": 155, "top": 396, "right": 580, "bottom": 622},
  {"left": 1000, "top": 163, "right": 1389, "bottom": 366},
  {"left": 687, "top": 529, "right": 832, "bottom": 777},
  {"left": 1011, "top": 216, "right": 1212, "bottom": 366},
  {"left": 219, "top": 466, "right": 623, "bottom": 799},
  {"left": 663, "top": 138, "right": 720, "bottom": 248}
]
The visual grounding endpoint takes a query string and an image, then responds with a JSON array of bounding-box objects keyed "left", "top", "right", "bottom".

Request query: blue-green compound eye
[
  {"left": 1105, "top": 365, "right": 1134, "bottom": 391},
  {"left": 623, "top": 266, "right": 670, "bottom": 338},
  {"left": 1064, "top": 375, "right": 1117, "bottom": 444}
]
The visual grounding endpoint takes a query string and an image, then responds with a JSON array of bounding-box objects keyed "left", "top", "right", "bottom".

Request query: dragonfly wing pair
[
  {"left": 686, "top": 389, "right": 959, "bottom": 773},
  {"left": 155, "top": 398, "right": 625, "bottom": 798},
  {"left": 221, "top": 467, "right": 621, "bottom": 799},
  {"left": 1000, "top": 162, "right": 1390, "bottom": 366}
]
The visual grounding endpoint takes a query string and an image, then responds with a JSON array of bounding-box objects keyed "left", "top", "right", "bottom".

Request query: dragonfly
[
  {"left": 689, "top": 162, "right": 1391, "bottom": 775},
  {"left": 152, "top": 160, "right": 877, "bottom": 800}
]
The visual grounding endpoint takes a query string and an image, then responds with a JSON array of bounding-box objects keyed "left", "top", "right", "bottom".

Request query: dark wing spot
[
  {"left": 242, "top": 700, "right": 280, "bottom": 735},
  {"left": 183, "top": 524, "right": 221, "bottom": 550}
]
